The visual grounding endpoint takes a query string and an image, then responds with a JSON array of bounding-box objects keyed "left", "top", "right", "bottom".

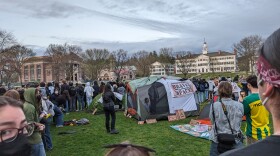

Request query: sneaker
[
  {"left": 56, "top": 125, "right": 63, "bottom": 128},
  {"left": 110, "top": 129, "right": 119, "bottom": 134}
]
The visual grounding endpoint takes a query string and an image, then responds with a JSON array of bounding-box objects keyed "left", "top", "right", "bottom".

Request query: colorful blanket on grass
[{"left": 170, "top": 124, "right": 211, "bottom": 140}]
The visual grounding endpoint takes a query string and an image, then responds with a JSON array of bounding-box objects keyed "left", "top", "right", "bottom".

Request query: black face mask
[{"left": 0, "top": 134, "right": 32, "bottom": 156}]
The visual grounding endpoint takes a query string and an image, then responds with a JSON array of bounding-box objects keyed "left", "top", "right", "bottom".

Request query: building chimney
[{"left": 218, "top": 50, "right": 221, "bottom": 55}]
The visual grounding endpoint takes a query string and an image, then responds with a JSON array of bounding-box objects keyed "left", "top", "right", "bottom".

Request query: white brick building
[
  {"left": 150, "top": 61, "right": 174, "bottom": 76},
  {"left": 175, "top": 42, "right": 237, "bottom": 74}
]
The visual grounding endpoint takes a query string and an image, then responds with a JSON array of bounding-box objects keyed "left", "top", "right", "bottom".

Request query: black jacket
[{"left": 102, "top": 91, "right": 115, "bottom": 107}]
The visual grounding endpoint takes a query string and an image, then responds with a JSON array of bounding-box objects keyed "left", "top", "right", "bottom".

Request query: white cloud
[{"left": 0, "top": 0, "right": 280, "bottom": 55}]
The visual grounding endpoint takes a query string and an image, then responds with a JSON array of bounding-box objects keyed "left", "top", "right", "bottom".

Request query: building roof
[
  {"left": 24, "top": 56, "right": 52, "bottom": 63},
  {"left": 177, "top": 51, "right": 235, "bottom": 60},
  {"left": 205, "top": 51, "right": 235, "bottom": 57},
  {"left": 181, "top": 54, "right": 200, "bottom": 59}
]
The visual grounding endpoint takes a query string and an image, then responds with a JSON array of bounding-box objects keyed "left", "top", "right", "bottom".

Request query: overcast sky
[{"left": 1, "top": 0, "right": 280, "bottom": 55}]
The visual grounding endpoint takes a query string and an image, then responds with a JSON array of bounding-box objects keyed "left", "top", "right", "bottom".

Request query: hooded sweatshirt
[
  {"left": 84, "top": 82, "right": 94, "bottom": 97},
  {"left": 23, "top": 88, "right": 42, "bottom": 145}
]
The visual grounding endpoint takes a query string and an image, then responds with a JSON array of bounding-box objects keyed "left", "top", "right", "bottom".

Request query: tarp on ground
[{"left": 170, "top": 124, "right": 211, "bottom": 140}]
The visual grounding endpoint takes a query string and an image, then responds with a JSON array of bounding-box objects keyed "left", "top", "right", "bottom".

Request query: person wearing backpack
[
  {"left": 77, "top": 83, "right": 85, "bottom": 111},
  {"left": 69, "top": 82, "right": 77, "bottom": 111},
  {"left": 203, "top": 79, "right": 209, "bottom": 100},
  {"left": 198, "top": 79, "right": 205, "bottom": 104},
  {"left": 92, "top": 81, "right": 100, "bottom": 99},
  {"left": 103, "top": 84, "right": 118, "bottom": 134}
]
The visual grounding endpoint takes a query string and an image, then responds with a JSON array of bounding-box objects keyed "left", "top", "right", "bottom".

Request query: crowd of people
[
  {"left": 0, "top": 27, "right": 280, "bottom": 156},
  {"left": 0, "top": 80, "right": 128, "bottom": 155}
]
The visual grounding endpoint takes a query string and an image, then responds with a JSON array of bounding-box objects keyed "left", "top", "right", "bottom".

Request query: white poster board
[{"left": 157, "top": 79, "right": 197, "bottom": 114}]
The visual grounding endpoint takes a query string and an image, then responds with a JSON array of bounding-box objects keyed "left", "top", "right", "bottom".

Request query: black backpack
[
  {"left": 78, "top": 86, "right": 84, "bottom": 96},
  {"left": 102, "top": 92, "right": 111, "bottom": 103},
  {"left": 199, "top": 83, "right": 205, "bottom": 92},
  {"left": 69, "top": 86, "right": 76, "bottom": 96}
]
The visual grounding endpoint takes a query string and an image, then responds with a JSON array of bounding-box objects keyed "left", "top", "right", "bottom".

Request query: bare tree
[
  {"left": 0, "top": 29, "right": 16, "bottom": 84},
  {"left": 0, "top": 29, "right": 16, "bottom": 52},
  {"left": 175, "top": 51, "right": 193, "bottom": 78},
  {"left": 81, "top": 48, "right": 110, "bottom": 80},
  {"left": 2, "top": 45, "right": 35, "bottom": 85},
  {"left": 159, "top": 48, "right": 175, "bottom": 75},
  {"left": 45, "top": 43, "right": 82, "bottom": 81},
  {"left": 132, "top": 50, "right": 153, "bottom": 77},
  {"left": 64, "top": 45, "right": 82, "bottom": 81},
  {"left": 111, "top": 49, "right": 129, "bottom": 82},
  {"left": 45, "top": 44, "right": 66, "bottom": 81},
  {"left": 233, "top": 35, "right": 263, "bottom": 73}
]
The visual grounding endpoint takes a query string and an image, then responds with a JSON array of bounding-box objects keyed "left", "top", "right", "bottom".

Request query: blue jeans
[
  {"left": 43, "top": 118, "right": 53, "bottom": 150},
  {"left": 31, "top": 142, "right": 46, "bottom": 156},
  {"left": 205, "top": 90, "right": 209, "bottom": 100},
  {"left": 86, "top": 96, "right": 92, "bottom": 107},
  {"left": 77, "top": 95, "right": 85, "bottom": 110},
  {"left": 53, "top": 105, "right": 64, "bottom": 126},
  {"left": 65, "top": 100, "right": 69, "bottom": 113},
  {"left": 70, "top": 96, "right": 77, "bottom": 111},
  {"left": 209, "top": 141, "right": 243, "bottom": 156},
  {"left": 194, "top": 92, "right": 199, "bottom": 104},
  {"left": 198, "top": 91, "right": 204, "bottom": 103}
]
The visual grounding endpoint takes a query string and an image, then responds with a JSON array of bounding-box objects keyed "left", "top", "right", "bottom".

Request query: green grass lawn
[
  {"left": 47, "top": 105, "right": 273, "bottom": 156},
  {"left": 47, "top": 111, "right": 211, "bottom": 156}
]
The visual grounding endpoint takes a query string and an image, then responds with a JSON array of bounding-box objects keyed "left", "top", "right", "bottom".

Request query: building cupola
[{"left": 202, "top": 38, "right": 208, "bottom": 54}]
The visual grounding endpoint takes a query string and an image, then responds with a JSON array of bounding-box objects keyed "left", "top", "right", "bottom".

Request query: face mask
[
  {"left": 55, "top": 91, "right": 59, "bottom": 94},
  {"left": 259, "top": 90, "right": 273, "bottom": 106},
  {"left": 0, "top": 134, "right": 32, "bottom": 156}
]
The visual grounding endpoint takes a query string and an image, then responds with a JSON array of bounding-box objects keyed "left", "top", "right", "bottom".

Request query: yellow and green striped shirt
[{"left": 243, "top": 93, "right": 271, "bottom": 140}]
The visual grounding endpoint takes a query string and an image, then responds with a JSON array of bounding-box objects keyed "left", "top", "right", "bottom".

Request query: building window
[
  {"left": 24, "top": 65, "right": 28, "bottom": 80},
  {"left": 37, "top": 65, "right": 41, "bottom": 82},
  {"left": 30, "top": 65, "right": 35, "bottom": 81}
]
